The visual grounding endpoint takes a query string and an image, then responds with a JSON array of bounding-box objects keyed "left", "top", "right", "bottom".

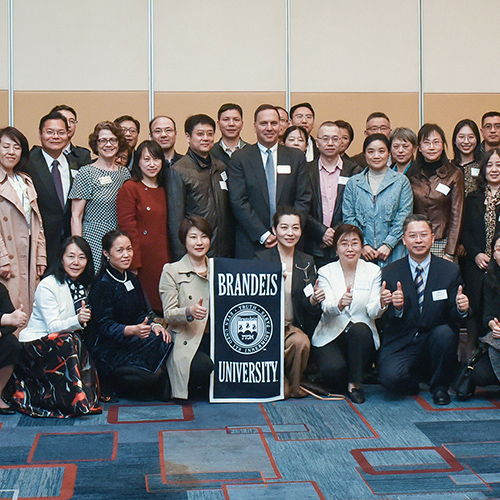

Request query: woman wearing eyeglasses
[
  {"left": 406, "top": 124, "right": 464, "bottom": 261},
  {"left": 69, "top": 122, "right": 130, "bottom": 273}
]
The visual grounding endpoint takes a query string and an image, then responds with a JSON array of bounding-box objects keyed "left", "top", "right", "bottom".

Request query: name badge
[
  {"left": 277, "top": 164, "right": 291, "bottom": 175},
  {"left": 355, "top": 280, "right": 370, "bottom": 291},
  {"left": 338, "top": 176, "right": 349, "bottom": 185},
  {"left": 124, "top": 280, "right": 135, "bottom": 292},
  {"left": 303, "top": 283, "right": 314, "bottom": 297},
  {"left": 471, "top": 167, "right": 480, "bottom": 177},
  {"left": 99, "top": 176, "right": 113, "bottom": 185},
  {"left": 436, "top": 183, "right": 451, "bottom": 196},
  {"left": 432, "top": 289, "right": 448, "bottom": 301},
  {"left": 220, "top": 171, "right": 228, "bottom": 181},
  {"left": 219, "top": 180, "right": 228, "bottom": 191},
  {"left": 71, "top": 169, "right": 78, "bottom": 178}
]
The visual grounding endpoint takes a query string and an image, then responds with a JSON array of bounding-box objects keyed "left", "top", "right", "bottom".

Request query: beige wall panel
[
  {"left": 14, "top": 91, "right": 149, "bottom": 150},
  {"left": 0, "top": 0, "right": 8, "bottom": 89},
  {"left": 0, "top": 91, "right": 8, "bottom": 126},
  {"left": 424, "top": 0, "right": 500, "bottom": 92},
  {"left": 13, "top": 1, "right": 148, "bottom": 91},
  {"left": 291, "top": 92, "right": 419, "bottom": 153},
  {"left": 155, "top": 92, "right": 286, "bottom": 153},
  {"left": 290, "top": 0, "right": 419, "bottom": 92},
  {"left": 424, "top": 93, "right": 500, "bottom": 141},
  {"left": 154, "top": 1, "right": 285, "bottom": 92}
]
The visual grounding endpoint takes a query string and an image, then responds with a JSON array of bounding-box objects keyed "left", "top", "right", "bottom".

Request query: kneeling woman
[
  {"left": 13, "top": 237, "right": 100, "bottom": 417},
  {"left": 311, "top": 224, "right": 386, "bottom": 404},
  {"left": 159, "top": 216, "right": 213, "bottom": 400},
  {"left": 88, "top": 230, "right": 171, "bottom": 398},
  {"left": 255, "top": 206, "right": 324, "bottom": 399}
]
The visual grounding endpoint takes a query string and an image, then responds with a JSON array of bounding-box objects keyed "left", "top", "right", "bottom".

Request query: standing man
[
  {"left": 210, "top": 103, "right": 247, "bottom": 165},
  {"left": 480, "top": 111, "right": 500, "bottom": 156},
  {"left": 114, "top": 115, "right": 140, "bottom": 169},
  {"left": 50, "top": 104, "right": 91, "bottom": 167},
  {"left": 228, "top": 104, "right": 312, "bottom": 259},
  {"left": 22, "top": 111, "right": 79, "bottom": 268},
  {"left": 379, "top": 214, "right": 469, "bottom": 405},
  {"left": 305, "top": 122, "right": 361, "bottom": 267},
  {"left": 149, "top": 115, "right": 183, "bottom": 167},
  {"left": 290, "top": 102, "right": 319, "bottom": 161},
  {"left": 276, "top": 106, "right": 289, "bottom": 143},
  {"left": 352, "top": 112, "right": 392, "bottom": 168},
  {"left": 168, "top": 114, "right": 233, "bottom": 260}
]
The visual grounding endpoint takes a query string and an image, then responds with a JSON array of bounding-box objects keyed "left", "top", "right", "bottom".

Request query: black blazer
[
  {"left": 66, "top": 144, "right": 91, "bottom": 167},
  {"left": 228, "top": 143, "right": 312, "bottom": 259},
  {"left": 380, "top": 255, "right": 464, "bottom": 358},
  {"left": 254, "top": 247, "right": 321, "bottom": 337},
  {"left": 21, "top": 147, "right": 79, "bottom": 268},
  {"left": 304, "top": 156, "right": 362, "bottom": 262},
  {"left": 210, "top": 139, "right": 248, "bottom": 166}
]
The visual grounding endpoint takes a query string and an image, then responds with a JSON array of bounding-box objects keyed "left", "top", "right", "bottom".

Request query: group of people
[{"left": 0, "top": 100, "right": 500, "bottom": 418}]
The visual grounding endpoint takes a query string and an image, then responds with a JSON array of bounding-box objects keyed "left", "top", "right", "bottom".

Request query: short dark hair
[
  {"left": 131, "top": 140, "right": 167, "bottom": 188},
  {"left": 481, "top": 111, "right": 500, "bottom": 126},
  {"left": 39, "top": 111, "right": 68, "bottom": 133},
  {"left": 217, "top": 103, "right": 243, "bottom": 120},
  {"left": 114, "top": 115, "right": 141, "bottom": 133},
  {"left": 184, "top": 114, "right": 216, "bottom": 135},
  {"left": 418, "top": 123, "right": 447, "bottom": 147},
  {"left": 0, "top": 127, "right": 30, "bottom": 171},
  {"left": 149, "top": 115, "right": 176, "bottom": 134},
  {"left": 178, "top": 216, "right": 213, "bottom": 247},
  {"left": 333, "top": 224, "right": 364, "bottom": 248},
  {"left": 452, "top": 119, "right": 481, "bottom": 163},
  {"left": 366, "top": 112, "right": 390, "bottom": 125},
  {"left": 334, "top": 120, "right": 354, "bottom": 145},
  {"left": 53, "top": 236, "right": 94, "bottom": 287},
  {"left": 290, "top": 102, "right": 315, "bottom": 119},
  {"left": 476, "top": 148, "right": 500, "bottom": 192},
  {"left": 282, "top": 125, "right": 309, "bottom": 145},
  {"left": 254, "top": 104, "right": 279, "bottom": 122},
  {"left": 363, "top": 133, "right": 390, "bottom": 154},
  {"left": 275, "top": 106, "right": 288, "bottom": 119},
  {"left": 402, "top": 214, "right": 433, "bottom": 234},
  {"left": 50, "top": 104, "right": 77, "bottom": 119},
  {"left": 272, "top": 205, "right": 302, "bottom": 229},
  {"left": 88, "top": 121, "right": 127, "bottom": 156}
]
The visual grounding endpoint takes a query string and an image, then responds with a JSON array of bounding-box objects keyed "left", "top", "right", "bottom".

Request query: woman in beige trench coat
[
  {"left": 160, "top": 216, "right": 212, "bottom": 400},
  {"left": 0, "top": 127, "right": 46, "bottom": 321}
]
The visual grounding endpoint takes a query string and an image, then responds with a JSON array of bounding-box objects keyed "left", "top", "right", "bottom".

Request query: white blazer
[
  {"left": 312, "top": 260, "right": 385, "bottom": 349},
  {"left": 19, "top": 275, "right": 81, "bottom": 342}
]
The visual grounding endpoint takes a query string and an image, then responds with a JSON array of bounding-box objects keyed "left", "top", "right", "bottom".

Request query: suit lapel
[
  {"left": 250, "top": 144, "right": 270, "bottom": 209},
  {"left": 32, "top": 149, "right": 62, "bottom": 205},
  {"left": 401, "top": 257, "right": 418, "bottom": 312},
  {"left": 308, "top": 160, "right": 322, "bottom": 220},
  {"left": 422, "top": 255, "right": 440, "bottom": 316},
  {"left": 0, "top": 171, "right": 25, "bottom": 215},
  {"left": 276, "top": 145, "right": 289, "bottom": 204}
]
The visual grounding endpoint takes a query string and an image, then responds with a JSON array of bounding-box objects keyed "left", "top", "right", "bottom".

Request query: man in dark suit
[
  {"left": 305, "top": 121, "right": 361, "bottom": 268},
  {"left": 149, "top": 115, "right": 183, "bottom": 168},
  {"left": 211, "top": 103, "right": 247, "bottom": 166},
  {"left": 379, "top": 214, "right": 470, "bottom": 405},
  {"left": 228, "top": 104, "right": 312, "bottom": 260},
  {"left": 50, "top": 104, "right": 91, "bottom": 167},
  {"left": 22, "top": 111, "right": 79, "bottom": 269},
  {"left": 290, "top": 102, "right": 319, "bottom": 162},
  {"left": 114, "top": 115, "right": 140, "bottom": 170}
]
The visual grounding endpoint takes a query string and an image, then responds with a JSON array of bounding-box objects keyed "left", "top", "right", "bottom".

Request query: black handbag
[{"left": 452, "top": 348, "right": 487, "bottom": 401}]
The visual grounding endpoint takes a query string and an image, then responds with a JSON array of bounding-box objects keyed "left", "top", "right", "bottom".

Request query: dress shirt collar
[
  {"left": 221, "top": 138, "right": 245, "bottom": 156},
  {"left": 257, "top": 141, "right": 278, "bottom": 155},
  {"left": 408, "top": 253, "right": 431, "bottom": 285},
  {"left": 41, "top": 148, "right": 68, "bottom": 170},
  {"left": 318, "top": 155, "right": 342, "bottom": 173}
]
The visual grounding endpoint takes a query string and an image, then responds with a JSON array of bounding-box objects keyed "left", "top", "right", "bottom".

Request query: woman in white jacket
[
  {"left": 12, "top": 236, "right": 101, "bottom": 417},
  {"left": 312, "top": 224, "right": 389, "bottom": 403}
]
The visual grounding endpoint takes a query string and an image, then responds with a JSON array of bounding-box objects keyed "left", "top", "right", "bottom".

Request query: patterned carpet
[{"left": 1, "top": 385, "right": 500, "bottom": 500}]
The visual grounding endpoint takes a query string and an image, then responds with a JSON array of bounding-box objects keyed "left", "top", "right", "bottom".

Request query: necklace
[{"left": 106, "top": 268, "right": 128, "bottom": 283}]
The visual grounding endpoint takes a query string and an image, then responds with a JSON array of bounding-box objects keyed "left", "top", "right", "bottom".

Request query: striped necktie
[{"left": 415, "top": 265, "right": 424, "bottom": 313}]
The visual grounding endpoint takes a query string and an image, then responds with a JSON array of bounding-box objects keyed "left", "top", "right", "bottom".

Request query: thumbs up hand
[
  {"left": 338, "top": 283, "right": 353, "bottom": 311},
  {"left": 3, "top": 304, "right": 28, "bottom": 329},
  {"left": 380, "top": 280, "right": 392, "bottom": 308},
  {"left": 490, "top": 317, "right": 500, "bottom": 338},
  {"left": 456, "top": 285, "right": 469, "bottom": 313},
  {"left": 392, "top": 281, "right": 404, "bottom": 310},
  {"left": 78, "top": 300, "right": 91, "bottom": 326},
  {"left": 189, "top": 297, "right": 208, "bottom": 320},
  {"left": 311, "top": 278, "right": 325, "bottom": 305}
]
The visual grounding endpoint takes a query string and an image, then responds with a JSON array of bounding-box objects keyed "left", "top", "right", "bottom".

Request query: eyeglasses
[
  {"left": 405, "top": 231, "right": 431, "bottom": 240},
  {"left": 421, "top": 140, "right": 443, "bottom": 147},
  {"left": 98, "top": 137, "right": 119, "bottom": 145},
  {"left": 152, "top": 128, "right": 175, "bottom": 135},
  {"left": 318, "top": 136, "right": 340, "bottom": 144},
  {"left": 482, "top": 124, "right": 500, "bottom": 131},
  {"left": 121, "top": 127, "right": 138, "bottom": 134},
  {"left": 68, "top": 119, "right": 78, "bottom": 125},
  {"left": 294, "top": 114, "right": 314, "bottom": 120},
  {"left": 367, "top": 125, "right": 390, "bottom": 133},
  {"left": 43, "top": 129, "right": 68, "bottom": 137}
]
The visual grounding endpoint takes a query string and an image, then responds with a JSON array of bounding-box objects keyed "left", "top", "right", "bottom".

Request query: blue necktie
[
  {"left": 415, "top": 265, "right": 424, "bottom": 313},
  {"left": 265, "top": 149, "right": 276, "bottom": 224}
]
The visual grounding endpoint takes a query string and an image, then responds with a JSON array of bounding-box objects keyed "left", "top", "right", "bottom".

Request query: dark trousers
[
  {"left": 188, "top": 333, "right": 214, "bottom": 399},
  {"left": 379, "top": 324, "right": 459, "bottom": 394},
  {"left": 471, "top": 352, "right": 500, "bottom": 386},
  {"left": 313, "top": 322, "right": 375, "bottom": 389}
]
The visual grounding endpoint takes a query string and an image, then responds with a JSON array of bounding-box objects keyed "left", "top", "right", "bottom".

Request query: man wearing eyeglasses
[
  {"left": 22, "top": 112, "right": 79, "bottom": 267},
  {"left": 352, "top": 112, "right": 392, "bottom": 169},
  {"left": 149, "top": 115, "right": 182, "bottom": 168},
  {"left": 50, "top": 104, "right": 91, "bottom": 167},
  {"left": 114, "top": 115, "right": 141, "bottom": 169},
  {"left": 304, "top": 122, "right": 361, "bottom": 267},
  {"left": 480, "top": 111, "right": 500, "bottom": 157},
  {"left": 290, "top": 102, "right": 319, "bottom": 162}
]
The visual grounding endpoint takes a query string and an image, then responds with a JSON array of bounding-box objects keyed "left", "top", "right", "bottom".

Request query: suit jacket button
[
  {"left": 8, "top": 255, "right": 14, "bottom": 259},
  {"left": 3, "top": 216, "right": 7, "bottom": 221},
  {"left": 183, "top": 341, "right": 187, "bottom": 345},
  {"left": 188, "top": 295, "right": 192, "bottom": 300},
  {"left": 7, "top": 235, "right": 12, "bottom": 240}
]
